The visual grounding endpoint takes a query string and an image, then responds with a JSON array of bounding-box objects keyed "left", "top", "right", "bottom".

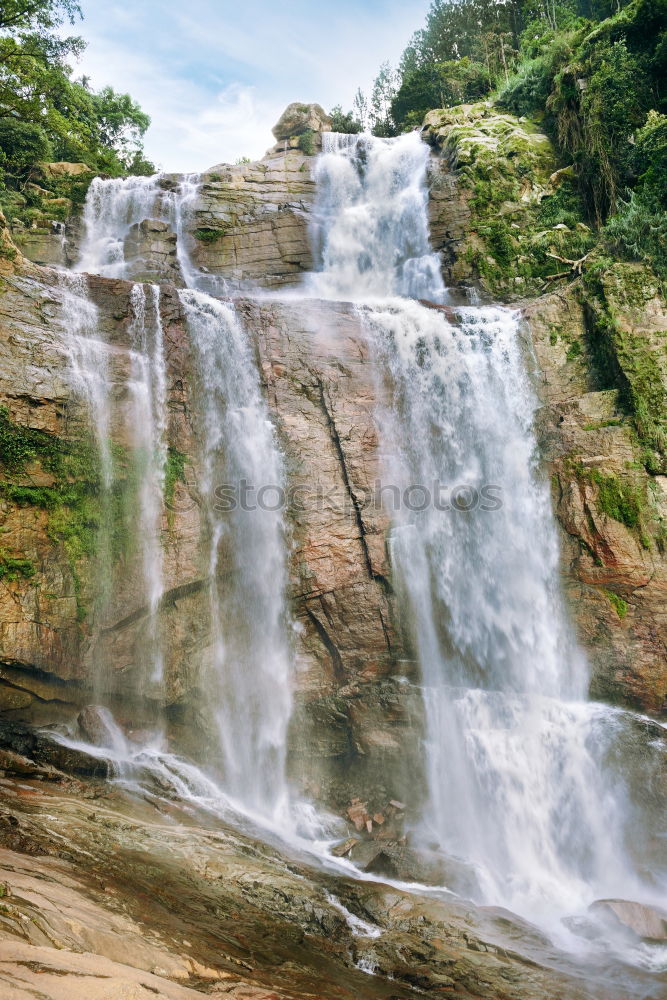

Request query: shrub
[
  {"left": 329, "top": 106, "right": 362, "bottom": 134},
  {"left": 298, "top": 129, "right": 315, "bottom": 155}
]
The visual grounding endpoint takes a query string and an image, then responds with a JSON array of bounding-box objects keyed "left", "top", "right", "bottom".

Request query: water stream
[
  {"left": 310, "top": 131, "right": 666, "bottom": 943},
  {"left": 64, "top": 171, "right": 295, "bottom": 826}
]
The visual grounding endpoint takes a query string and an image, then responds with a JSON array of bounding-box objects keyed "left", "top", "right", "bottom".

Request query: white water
[
  {"left": 127, "top": 283, "right": 168, "bottom": 684},
  {"left": 312, "top": 132, "right": 666, "bottom": 939},
  {"left": 68, "top": 172, "right": 296, "bottom": 826},
  {"left": 77, "top": 172, "right": 201, "bottom": 285},
  {"left": 178, "top": 289, "right": 293, "bottom": 823},
  {"left": 309, "top": 130, "right": 444, "bottom": 301}
]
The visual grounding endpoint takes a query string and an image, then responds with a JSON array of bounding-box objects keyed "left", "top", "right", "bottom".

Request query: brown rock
[
  {"left": 271, "top": 102, "right": 332, "bottom": 140},
  {"left": 589, "top": 898, "right": 667, "bottom": 940}
]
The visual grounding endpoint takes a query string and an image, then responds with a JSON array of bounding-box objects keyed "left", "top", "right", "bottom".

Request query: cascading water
[
  {"left": 77, "top": 172, "right": 201, "bottom": 285},
  {"left": 311, "top": 131, "right": 666, "bottom": 938},
  {"left": 310, "top": 131, "right": 445, "bottom": 301},
  {"left": 65, "top": 170, "right": 296, "bottom": 827},
  {"left": 127, "top": 282, "right": 168, "bottom": 685},
  {"left": 177, "top": 289, "right": 293, "bottom": 822},
  {"left": 58, "top": 274, "right": 169, "bottom": 698}
]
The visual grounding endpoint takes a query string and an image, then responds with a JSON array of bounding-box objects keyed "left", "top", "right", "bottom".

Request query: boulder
[
  {"left": 78, "top": 705, "right": 126, "bottom": 752},
  {"left": 272, "top": 103, "right": 332, "bottom": 140},
  {"left": 37, "top": 161, "right": 92, "bottom": 178},
  {"left": 589, "top": 898, "right": 667, "bottom": 940},
  {"left": 0, "top": 720, "right": 109, "bottom": 778},
  {"left": 123, "top": 217, "right": 183, "bottom": 285}
]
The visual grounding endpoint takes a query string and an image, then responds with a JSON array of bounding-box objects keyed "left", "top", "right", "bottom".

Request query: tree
[
  {"left": 0, "top": 0, "right": 81, "bottom": 33},
  {"left": 353, "top": 88, "right": 369, "bottom": 130},
  {"left": 370, "top": 61, "right": 399, "bottom": 136},
  {"left": 329, "top": 105, "right": 362, "bottom": 134}
]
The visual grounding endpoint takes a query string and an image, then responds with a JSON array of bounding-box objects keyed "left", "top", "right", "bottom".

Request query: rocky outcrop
[
  {"left": 272, "top": 102, "right": 332, "bottom": 140},
  {"left": 423, "top": 101, "right": 596, "bottom": 301},
  {"left": 0, "top": 767, "right": 657, "bottom": 1000},
  {"left": 171, "top": 148, "right": 315, "bottom": 291},
  {"left": 526, "top": 274, "right": 667, "bottom": 711},
  {"left": 124, "top": 218, "right": 184, "bottom": 285},
  {"left": 589, "top": 899, "right": 667, "bottom": 941}
]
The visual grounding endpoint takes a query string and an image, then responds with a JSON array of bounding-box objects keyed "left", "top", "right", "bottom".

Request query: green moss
[
  {"left": 566, "top": 339, "right": 582, "bottom": 361},
  {"left": 0, "top": 407, "right": 102, "bottom": 616},
  {"left": 582, "top": 264, "right": 667, "bottom": 461},
  {"left": 164, "top": 447, "right": 186, "bottom": 509},
  {"left": 590, "top": 468, "right": 643, "bottom": 529},
  {"left": 0, "top": 551, "right": 35, "bottom": 581},
  {"left": 582, "top": 418, "right": 623, "bottom": 430},
  {"left": 605, "top": 589, "right": 629, "bottom": 618},
  {"left": 192, "top": 227, "right": 222, "bottom": 244}
]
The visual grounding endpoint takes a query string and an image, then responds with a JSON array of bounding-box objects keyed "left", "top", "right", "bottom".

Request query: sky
[{"left": 72, "top": 1, "right": 431, "bottom": 172}]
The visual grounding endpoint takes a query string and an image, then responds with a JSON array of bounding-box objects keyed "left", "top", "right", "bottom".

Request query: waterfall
[
  {"left": 312, "top": 132, "right": 665, "bottom": 931},
  {"left": 57, "top": 272, "right": 169, "bottom": 698},
  {"left": 77, "top": 172, "right": 200, "bottom": 283},
  {"left": 309, "top": 130, "right": 444, "bottom": 301},
  {"left": 127, "top": 283, "right": 168, "bottom": 685},
  {"left": 64, "top": 173, "right": 294, "bottom": 824},
  {"left": 178, "top": 290, "right": 292, "bottom": 821}
]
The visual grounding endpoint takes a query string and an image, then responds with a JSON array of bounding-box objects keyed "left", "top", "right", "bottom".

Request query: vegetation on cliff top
[
  {"left": 360, "top": 0, "right": 666, "bottom": 281},
  {"left": 0, "top": 0, "right": 153, "bottom": 231}
]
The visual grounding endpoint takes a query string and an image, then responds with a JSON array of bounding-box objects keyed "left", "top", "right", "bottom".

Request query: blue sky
[{"left": 74, "top": 1, "right": 431, "bottom": 171}]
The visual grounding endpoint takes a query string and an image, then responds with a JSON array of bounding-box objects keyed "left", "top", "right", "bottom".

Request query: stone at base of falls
[
  {"left": 271, "top": 102, "right": 332, "bottom": 140},
  {"left": 589, "top": 899, "right": 667, "bottom": 941},
  {"left": 0, "top": 770, "right": 656, "bottom": 1000},
  {"left": 0, "top": 720, "right": 108, "bottom": 778},
  {"left": 77, "top": 705, "right": 121, "bottom": 748}
]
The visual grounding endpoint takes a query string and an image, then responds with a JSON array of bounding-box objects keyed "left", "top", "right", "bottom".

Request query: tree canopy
[{"left": 0, "top": 0, "right": 153, "bottom": 218}]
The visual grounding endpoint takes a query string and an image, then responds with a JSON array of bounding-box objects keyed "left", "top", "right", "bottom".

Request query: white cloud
[{"left": 74, "top": 0, "right": 432, "bottom": 171}]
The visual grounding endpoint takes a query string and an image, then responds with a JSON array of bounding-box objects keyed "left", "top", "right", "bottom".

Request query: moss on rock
[
  {"left": 582, "top": 261, "right": 667, "bottom": 466},
  {"left": 423, "top": 101, "right": 596, "bottom": 299}
]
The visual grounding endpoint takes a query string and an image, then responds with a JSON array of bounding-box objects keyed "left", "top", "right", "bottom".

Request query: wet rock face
[
  {"left": 0, "top": 770, "right": 655, "bottom": 1000},
  {"left": 0, "top": 267, "right": 420, "bottom": 811},
  {"left": 124, "top": 218, "right": 184, "bottom": 286},
  {"left": 525, "top": 277, "right": 667, "bottom": 713},
  {"left": 589, "top": 899, "right": 667, "bottom": 941}
]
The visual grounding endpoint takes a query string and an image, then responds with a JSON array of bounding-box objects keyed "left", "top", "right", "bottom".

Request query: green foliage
[
  {"left": 605, "top": 589, "right": 629, "bottom": 617},
  {"left": 298, "top": 129, "right": 316, "bottom": 154},
  {"left": 391, "top": 58, "right": 490, "bottom": 129},
  {"left": 0, "top": 551, "right": 35, "bottom": 582},
  {"left": 329, "top": 105, "right": 362, "bottom": 134},
  {"left": 0, "top": 0, "right": 153, "bottom": 227},
  {"left": 603, "top": 110, "right": 667, "bottom": 277},
  {"left": 164, "top": 447, "right": 186, "bottom": 509},
  {"left": 367, "top": 0, "right": 667, "bottom": 228},
  {"left": 193, "top": 227, "right": 222, "bottom": 244},
  {"left": 0, "top": 118, "right": 51, "bottom": 174}
]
